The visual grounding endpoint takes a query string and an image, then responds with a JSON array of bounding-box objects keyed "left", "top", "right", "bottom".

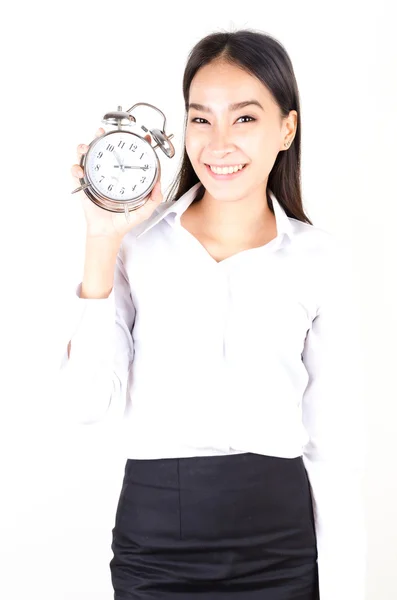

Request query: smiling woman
[
  {"left": 165, "top": 30, "right": 310, "bottom": 244},
  {"left": 62, "top": 27, "right": 366, "bottom": 600}
]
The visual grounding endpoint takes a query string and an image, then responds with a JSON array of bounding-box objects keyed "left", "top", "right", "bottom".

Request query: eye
[
  {"left": 236, "top": 115, "right": 256, "bottom": 123},
  {"left": 190, "top": 117, "right": 209, "bottom": 124}
]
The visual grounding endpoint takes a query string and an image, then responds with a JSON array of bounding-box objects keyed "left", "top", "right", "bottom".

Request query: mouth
[{"left": 204, "top": 163, "right": 248, "bottom": 180}]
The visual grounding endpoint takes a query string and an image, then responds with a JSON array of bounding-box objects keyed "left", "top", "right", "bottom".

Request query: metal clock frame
[{"left": 72, "top": 102, "right": 174, "bottom": 216}]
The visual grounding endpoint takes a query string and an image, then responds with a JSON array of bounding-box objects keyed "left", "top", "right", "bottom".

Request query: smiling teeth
[{"left": 209, "top": 164, "right": 245, "bottom": 174}]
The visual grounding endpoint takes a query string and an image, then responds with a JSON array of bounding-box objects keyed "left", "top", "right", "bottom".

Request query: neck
[{"left": 191, "top": 182, "right": 276, "bottom": 245}]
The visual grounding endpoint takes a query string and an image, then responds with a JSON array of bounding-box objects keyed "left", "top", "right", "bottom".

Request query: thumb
[{"left": 147, "top": 180, "right": 164, "bottom": 206}]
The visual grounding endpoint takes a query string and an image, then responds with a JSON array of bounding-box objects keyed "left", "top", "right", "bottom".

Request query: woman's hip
[{"left": 110, "top": 452, "right": 318, "bottom": 598}]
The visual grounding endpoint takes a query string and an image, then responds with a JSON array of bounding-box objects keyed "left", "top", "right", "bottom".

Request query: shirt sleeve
[
  {"left": 57, "top": 245, "right": 135, "bottom": 425},
  {"left": 301, "top": 240, "right": 368, "bottom": 600}
]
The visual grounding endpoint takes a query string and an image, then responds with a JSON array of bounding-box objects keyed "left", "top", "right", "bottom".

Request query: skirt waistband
[{"left": 123, "top": 452, "right": 305, "bottom": 490}]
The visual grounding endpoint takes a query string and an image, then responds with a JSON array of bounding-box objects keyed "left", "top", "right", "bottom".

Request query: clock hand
[
  {"left": 113, "top": 150, "right": 125, "bottom": 172},
  {"left": 126, "top": 165, "right": 150, "bottom": 170},
  {"left": 113, "top": 165, "right": 146, "bottom": 169}
]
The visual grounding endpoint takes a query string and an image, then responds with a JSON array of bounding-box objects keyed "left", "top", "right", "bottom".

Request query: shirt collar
[{"left": 136, "top": 181, "right": 294, "bottom": 241}]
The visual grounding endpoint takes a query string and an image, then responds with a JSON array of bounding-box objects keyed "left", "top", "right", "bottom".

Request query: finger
[
  {"left": 77, "top": 143, "right": 88, "bottom": 158},
  {"left": 71, "top": 164, "right": 84, "bottom": 179},
  {"left": 148, "top": 180, "right": 163, "bottom": 205},
  {"left": 144, "top": 134, "right": 152, "bottom": 144},
  {"left": 77, "top": 128, "right": 104, "bottom": 158}
]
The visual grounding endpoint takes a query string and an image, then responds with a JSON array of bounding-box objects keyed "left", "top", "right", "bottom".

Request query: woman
[{"left": 63, "top": 29, "right": 366, "bottom": 599}]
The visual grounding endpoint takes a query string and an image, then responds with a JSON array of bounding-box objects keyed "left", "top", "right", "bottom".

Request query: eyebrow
[{"left": 188, "top": 100, "right": 264, "bottom": 113}]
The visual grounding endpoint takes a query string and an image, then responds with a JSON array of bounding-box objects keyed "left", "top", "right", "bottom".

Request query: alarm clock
[{"left": 71, "top": 102, "right": 175, "bottom": 221}]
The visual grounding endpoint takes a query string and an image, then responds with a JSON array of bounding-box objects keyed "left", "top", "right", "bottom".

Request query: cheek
[
  {"left": 247, "top": 128, "right": 271, "bottom": 149},
  {"left": 185, "top": 129, "right": 202, "bottom": 162},
  {"left": 248, "top": 131, "right": 280, "bottom": 164}
]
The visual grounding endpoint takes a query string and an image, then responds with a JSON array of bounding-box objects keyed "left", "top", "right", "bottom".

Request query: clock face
[{"left": 85, "top": 131, "right": 158, "bottom": 202}]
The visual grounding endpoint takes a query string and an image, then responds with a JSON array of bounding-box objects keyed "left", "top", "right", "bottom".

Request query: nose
[{"left": 207, "top": 126, "right": 236, "bottom": 157}]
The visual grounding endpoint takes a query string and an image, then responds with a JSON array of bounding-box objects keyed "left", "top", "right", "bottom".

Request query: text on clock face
[{"left": 86, "top": 132, "right": 157, "bottom": 201}]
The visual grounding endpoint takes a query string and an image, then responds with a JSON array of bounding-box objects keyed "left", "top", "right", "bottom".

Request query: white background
[{"left": 1, "top": 1, "right": 395, "bottom": 598}]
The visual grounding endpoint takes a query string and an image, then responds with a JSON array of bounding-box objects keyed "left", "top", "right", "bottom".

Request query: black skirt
[{"left": 110, "top": 452, "right": 319, "bottom": 599}]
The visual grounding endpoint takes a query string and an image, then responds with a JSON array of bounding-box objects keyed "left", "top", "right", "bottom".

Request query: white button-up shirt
[{"left": 59, "top": 181, "right": 367, "bottom": 600}]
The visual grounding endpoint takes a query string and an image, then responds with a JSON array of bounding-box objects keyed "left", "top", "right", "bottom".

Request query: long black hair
[{"left": 165, "top": 28, "right": 313, "bottom": 226}]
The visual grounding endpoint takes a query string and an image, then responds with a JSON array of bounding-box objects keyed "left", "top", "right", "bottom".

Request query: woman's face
[{"left": 185, "top": 60, "right": 297, "bottom": 202}]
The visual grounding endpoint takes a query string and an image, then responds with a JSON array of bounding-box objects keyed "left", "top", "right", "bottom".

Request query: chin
[
  {"left": 204, "top": 177, "right": 247, "bottom": 198},
  {"left": 206, "top": 186, "right": 247, "bottom": 204}
]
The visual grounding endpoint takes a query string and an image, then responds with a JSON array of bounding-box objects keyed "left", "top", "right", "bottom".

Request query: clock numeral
[
  {"left": 118, "top": 141, "right": 125, "bottom": 149},
  {"left": 94, "top": 164, "right": 100, "bottom": 171},
  {"left": 106, "top": 144, "right": 115, "bottom": 152},
  {"left": 140, "top": 153, "right": 144, "bottom": 160},
  {"left": 108, "top": 184, "right": 114, "bottom": 191},
  {"left": 97, "top": 151, "right": 103, "bottom": 159},
  {"left": 130, "top": 143, "right": 137, "bottom": 152},
  {"left": 132, "top": 184, "right": 137, "bottom": 192},
  {"left": 142, "top": 164, "right": 149, "bottom": 171},
  {"left": 140, "top": 176, "right": 146, "bottom": 184},
  {"left": 99, "top": 176, "right": 105, "bottom": 182},
  {"left": 120, "top": 187, "right": 125, "bottom": 195}
]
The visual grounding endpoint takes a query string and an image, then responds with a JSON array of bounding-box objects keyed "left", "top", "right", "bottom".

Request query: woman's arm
[
  {"left": 58, "top": 235, "right": 135, "bottom": 425},
  {"left": 301, "top": 240, "right": 368, "bottom": 600},
  {"left": 67, "top": 234, "right": 123, "bottom": 360}
]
